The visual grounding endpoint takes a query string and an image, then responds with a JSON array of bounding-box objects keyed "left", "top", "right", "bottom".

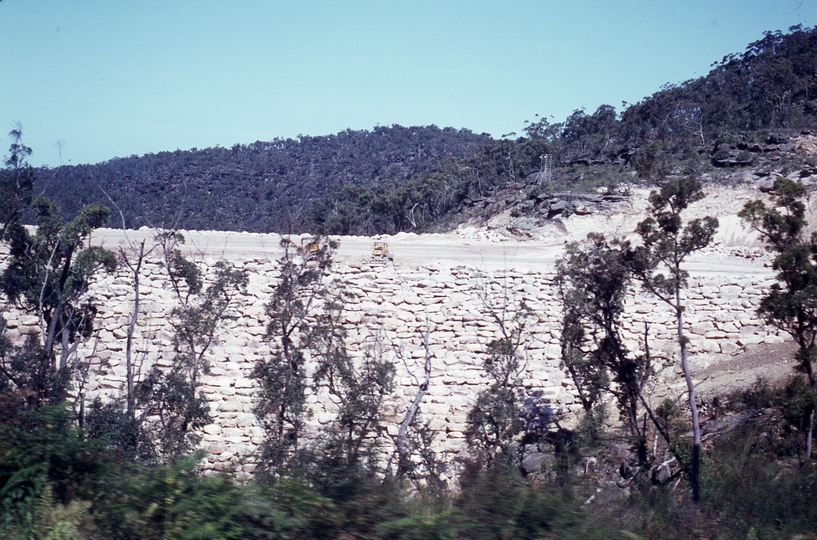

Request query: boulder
[
  {"left": 754, "top": 176, "right": 775, "bottom": 192},
  {"left": 522, "top": 451, "right": 555, "bottom": 474},
  {"left": 654, "top": 462, "right": 672, "bottom": 483},
  {"left": 507, "top": 217, "right": 539, "bottom": 237},
  {"left": 732, "top": 170, "right": 755, "bottom": 183}
]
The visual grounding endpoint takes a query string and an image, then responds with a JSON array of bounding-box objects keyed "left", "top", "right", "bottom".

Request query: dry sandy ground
[
  {"left": 696, "top": 340, "right": 799, "bottom": 402},
  {"left": 87, "top": 184, "right": 811, "bottom": 397}
]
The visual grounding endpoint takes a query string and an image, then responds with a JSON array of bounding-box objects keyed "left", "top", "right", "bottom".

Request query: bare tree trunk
[
  {"left": 124, "top": 240, "right": 146, "bottom": 420},
  {"left": 396, "top": 317, "right": 433, "bottom": 473},
  {"left": 804, "top": 347, "right": 816, "bottom": 461},
  {"left": 677, "top": 294, "right": 701, "bottom": 503},
  {"left": 53, "top": 244, "right": 75, "bottom": 370},
  {"left": 105, "top": 191, "right": 154, "bottom": 422},
  {"left": 406, "top": 203, "right": 419, "bottom": 229}
]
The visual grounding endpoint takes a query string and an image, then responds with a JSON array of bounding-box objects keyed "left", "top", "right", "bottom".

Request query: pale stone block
[
  {"left": 209, "top": 442, "right": 228, "bottom": 455},
  {"left": 218, "top": 401, "right": 242, "bottom": 412},
  {"left": 236, "top": 414, "right": 256, "bottom": 427},
  {"left": 719, "top": 285, "right": 742, "bottom": 297},
  {"left": 737, "top": 335, "right": 763, "bottom": 347},
  {"left": 698, "top": 339, "right": 722, "bottom": 353},
  {"left": 705, "top": 330, "right": 728, "bottom": 339},
  {"left": 345, "top": 312, "right": 363, "bottom": 324},
  {"left": 720, "top": 341, "right": 742, "bottom": 355},
  {"left": 425, "top": 403, "right": 450, "bottom": 415}
]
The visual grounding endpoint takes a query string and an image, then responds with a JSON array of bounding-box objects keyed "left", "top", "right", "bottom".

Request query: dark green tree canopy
[
  {"left": 0, "top": 128, "right": 33, "bottom": 239},
  {"left": 740, "top": 178, "right": 817, "bottom": 379},
  {"left": 1, "top": 197, "right": 116, "bottom": 370},
  {"left": 630, "top": 177, "right": 719, "bottom": 303}
]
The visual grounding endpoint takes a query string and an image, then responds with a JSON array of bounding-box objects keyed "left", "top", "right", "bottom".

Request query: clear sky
[{"left": 1, "top": 1, "right": 815, "bottom": 167}]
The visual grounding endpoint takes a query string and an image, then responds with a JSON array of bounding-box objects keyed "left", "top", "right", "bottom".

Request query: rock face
[
  {"left": 0, "top": 246, "right": 784, "bottom": 475},
  {"left": 711, "top": 133, "right": 817, "bottom": 188}
]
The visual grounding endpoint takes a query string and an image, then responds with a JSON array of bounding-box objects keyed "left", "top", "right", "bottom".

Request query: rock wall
[{"left": 1, "top": 252, "right": 783, "bottom": 474}]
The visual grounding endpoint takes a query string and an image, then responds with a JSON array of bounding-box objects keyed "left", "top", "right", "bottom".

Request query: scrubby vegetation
[{"left": 6, "top": 363, "right": 817, "bottom": 538}]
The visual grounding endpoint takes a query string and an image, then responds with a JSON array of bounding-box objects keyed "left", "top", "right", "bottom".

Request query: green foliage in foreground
[{"left": 4, "top": 389, "right": 817, "bottom": 539}]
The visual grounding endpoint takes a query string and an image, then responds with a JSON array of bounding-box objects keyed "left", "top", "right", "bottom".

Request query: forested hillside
[
  {"left": 32, "top": 126, "right": 491, "bottom": 234},
  {"left": 32, "top": 26, "right": 817, "bottom": 236}
]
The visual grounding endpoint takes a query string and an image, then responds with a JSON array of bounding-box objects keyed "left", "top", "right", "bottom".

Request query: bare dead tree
[
  {"left": 465, "top": 270, "right": 532, "bottom": 469},
  {"left": 102, "top": 190, "right": 159, "bottom": 420},
  {"left": 391, "top": 311, "right": 435, "bottom": 477}
]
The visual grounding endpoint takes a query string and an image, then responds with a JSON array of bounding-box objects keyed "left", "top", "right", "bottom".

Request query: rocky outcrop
[{"left": 708, "top": 132, "right": 817, "bottom": 190}]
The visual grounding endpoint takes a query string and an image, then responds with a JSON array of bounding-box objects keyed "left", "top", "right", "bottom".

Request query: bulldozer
[
  {"left": 367, "top": 241, "right": 393, "bottom": 265},
  {"left": 298, "top": 235, "right": 321, "bottom": 257}
]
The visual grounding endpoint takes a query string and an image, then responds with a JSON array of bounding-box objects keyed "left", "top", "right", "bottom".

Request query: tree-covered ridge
[
  {"left": 33, "top": 125, "right": 491, "bottom": 234},
  {"left": 521, "top": 25, "right": 817, "bottom": 171},
  {"left": 621, "top": 25, "right": 817, "bottom": 159},
  {"left": 32, "top": 26, "right": 817, "bottom": 236}
]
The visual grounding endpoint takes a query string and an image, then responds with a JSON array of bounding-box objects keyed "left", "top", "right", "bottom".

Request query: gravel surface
[{"left": 89, "top": 185, "right": 775, "bottom": 275}]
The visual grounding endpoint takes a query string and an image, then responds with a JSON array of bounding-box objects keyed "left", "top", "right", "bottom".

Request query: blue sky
[{"left": 1, "top": 0, "right": 815, "bottom": 167}]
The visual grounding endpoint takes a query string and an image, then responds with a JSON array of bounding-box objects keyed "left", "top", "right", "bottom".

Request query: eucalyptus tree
[
  {"left": 85, "top": 226, "right": 247, "bottom": 462},
  {"left": 0, "top": 130, "right": 118, "bottom": 430},
  {"left": 556, "top": 233, "right": 661, "bottom": 464},
  {"left": 465, "top": 278, "right": 533, "bottom": 471},
  {"left": 137, "top": 231, "right": 247, "bottom": 461},
  {"left": 0, "top": 128, "right": 33, "bottom": 240},
  {"left": 310, "top": 297, "right": 395, "bottom": 499},
  {"left": 253, "top": 236, "right": 338, "bottom": 475},
  {"left": 739, "top": 177, "right": 817, "bottom": 459},
  {"left": 627, "top": 177, "right": 718, "bottom": 503},
  {"left": 1, "top": 197, "right": 116, "bottom": 410}
]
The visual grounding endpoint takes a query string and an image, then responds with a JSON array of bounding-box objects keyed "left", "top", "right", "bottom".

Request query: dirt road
[
  {"left": 88, "top": 184, "right": 773, "bottom": 277},
  {"left": 88, "top": 227, "right": 772, "bottom": 277}
]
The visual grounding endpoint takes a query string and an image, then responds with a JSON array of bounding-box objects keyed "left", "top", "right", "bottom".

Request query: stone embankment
[{"left": 1, "top": 247, "right": 784, "bottom": 475}]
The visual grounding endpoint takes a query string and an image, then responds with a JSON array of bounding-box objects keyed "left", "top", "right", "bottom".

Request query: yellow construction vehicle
[
  {"left": 368, "top": 241, "right": 393, "bottom": 264},
  {"left": 298, "top": 235, "right": 320, "bottom": 256}
]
